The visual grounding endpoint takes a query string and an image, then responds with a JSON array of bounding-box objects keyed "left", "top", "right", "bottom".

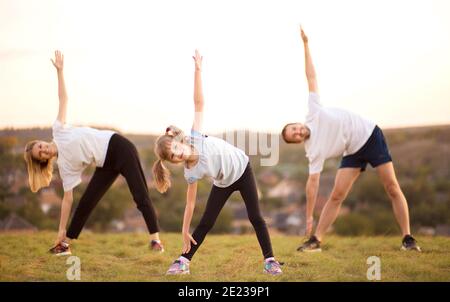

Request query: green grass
[{"left": 0, "top": 232, "right": 449, "bottom": 281}]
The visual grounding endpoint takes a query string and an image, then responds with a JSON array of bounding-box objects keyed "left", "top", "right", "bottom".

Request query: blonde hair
[
  {"left": 24, "top": 140, "right": 56, "bottom": 193},
  {"left": 152, "top": 125, "right": 186, "bottom": 193}
]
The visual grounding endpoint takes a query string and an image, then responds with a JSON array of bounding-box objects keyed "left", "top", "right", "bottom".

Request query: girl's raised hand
[{"left": 51, "top": 50, "right": 64, "bottom": 71}]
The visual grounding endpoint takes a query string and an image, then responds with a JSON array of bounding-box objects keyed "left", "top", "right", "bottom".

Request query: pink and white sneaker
[
  {"left": 263, "top": 258, "right": 283, "bottom": 275},
  {"left": 166, "top": 257, "right": 190, "bottom": 275}
]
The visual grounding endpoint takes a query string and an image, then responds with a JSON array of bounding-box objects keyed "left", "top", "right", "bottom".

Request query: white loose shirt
[
  {"left": 184, "top": 130, "right": 249, "bottom": 188},
  {"left": 304, "top": 93, "right": 376, "bottom": 174},
  {"left": 52, "top": 120, "right": 115, "bottom": 191}
]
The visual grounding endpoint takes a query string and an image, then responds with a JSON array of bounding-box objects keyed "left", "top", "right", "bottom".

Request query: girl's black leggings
[
  {"left": 66, "top": 134, "right": 160, "bottom": 239},
  {"left": 182, "top": 163, "right": 274, "bottom": 260}
]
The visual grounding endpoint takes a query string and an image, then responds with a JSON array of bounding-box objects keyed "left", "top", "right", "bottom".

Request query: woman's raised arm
[{"left": 51, "top": 50, "right": 68, "bottom": 124}]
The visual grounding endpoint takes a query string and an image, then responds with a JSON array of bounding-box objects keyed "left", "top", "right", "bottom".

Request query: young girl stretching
[{"left": 152, "top": 50, "right": 282, "bottom": 275}]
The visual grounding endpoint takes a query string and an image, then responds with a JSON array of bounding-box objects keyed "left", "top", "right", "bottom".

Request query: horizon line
[{"left": 1, "top": 122, "right": 450, "bottom": 137}]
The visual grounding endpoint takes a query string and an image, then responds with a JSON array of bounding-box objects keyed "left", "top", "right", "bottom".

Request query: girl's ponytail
[
  {"left": 152, "top": 125, "right": 186, "bottom": 193},
  {"left": 152, "top": 159, "right": 171, "bottom": 193}
]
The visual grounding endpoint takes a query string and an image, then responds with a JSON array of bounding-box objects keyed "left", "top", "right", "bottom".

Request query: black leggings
[
  {"left": 182, "top": 163, "right": 274, "bottom": 260},
  {"left": 66, "top": 134, "right": 160, "bottom": 239}
]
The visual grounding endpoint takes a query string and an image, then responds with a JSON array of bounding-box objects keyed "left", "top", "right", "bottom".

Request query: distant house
[
  {"left": 417, "top": 225, "right": 450, "bottom": 237},
  {"left": 4, "top": 195, "right": 27, "bottom": 208},
  {"left": 39, "top": 188, "right": 61, "bottom": 213},
  {"left": 314, "top": 194, "right": 350, "bottom": 217},
  {"left": 267, "top": 179, "right": 303, "bottom": 203},
  {"left": 110, "top": 208, "right": 147, "bottom": 233},
  {"left": 230, "top": 204, "right": 253, "bottom": 234},
  {"left": 258, "top": 170, "right": 280, "bottom": 186},
  {"left": 435, "top": 225, "right": 450, "bottom": 236},
  {"left": 9, "top": 170, "right": 28, "bottom": 193},
  {"left": 317, "top": 173, "right": 335, "bottom": 200},
  {"left": 230, "top": 204, "right": 273, "bottom": 234},
  {"left": 113, "top": 176, "right": 127, "bottom": 187},
  {"left": 231, "top": 220, "right": 253, "bottom": 235},
  {"left": 10, "top": 179, "right": 24, "bottom": 194},
  {"left": 0, "top": 213, "right": 38, "bottom": 232},
  {"left": 271, "top": 208, "right": 304, "bottom": 235},
  {"left": 314, "top": 195, "right": 328, "bottom": 214},
  {"left": 418, "top": 226, "right": 435, "bottom": 236}
]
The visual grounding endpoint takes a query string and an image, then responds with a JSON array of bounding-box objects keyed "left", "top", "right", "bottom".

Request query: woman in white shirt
[
  {"left": 24, "top": 51, "right": 163, "bottom": 255},
  {"left": 152, "top": 50, "right": 282, "bottom": 275}
]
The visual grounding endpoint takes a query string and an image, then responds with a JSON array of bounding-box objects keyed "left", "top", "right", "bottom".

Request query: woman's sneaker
[
  {"left": 166, "top": 258, "right": 190, "bottom": 275},
  {"left": 401, "top": 235, "right": 421, "bottom": 252},
  {"left": 297, "top": 235, "right": 322, "bottom": 252},
  {"left": 49, "top": 241, "right": 71, "bottom": 256},
  {"left": 263, "top": 258, "right": 283, "bottom": 275},
  {"left": 150, "top": 239, "right": 165, "bottom": 253}
]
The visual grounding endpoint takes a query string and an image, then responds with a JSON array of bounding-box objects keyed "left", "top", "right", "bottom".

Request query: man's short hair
[{"left": 281, "top": 123, "right": 296, "bottom": 144}]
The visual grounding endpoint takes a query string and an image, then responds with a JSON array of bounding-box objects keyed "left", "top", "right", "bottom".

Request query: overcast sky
[{"left": 1, "top": 0, "right": 450, "bottom": 134}]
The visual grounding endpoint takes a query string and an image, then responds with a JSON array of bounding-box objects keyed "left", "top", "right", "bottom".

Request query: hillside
[{"left": 1, "top": 124, "right": 449, "bottom": 237}]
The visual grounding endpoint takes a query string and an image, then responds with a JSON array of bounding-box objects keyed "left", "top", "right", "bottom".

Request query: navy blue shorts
[{"left": 339, "top": 126, "right": 392, "bottom": 172}]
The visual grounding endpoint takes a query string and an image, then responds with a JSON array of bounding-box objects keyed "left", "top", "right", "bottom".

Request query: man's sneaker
[
  {"left": 297, "top": 235, "right": 322, "bottom": 252},
  {"left": 49, "top": 241, "right": 71, "bottom": 256},
  {"left": 401, "top": 235, "right": 421, "bottom": 252},
  {"left": 263, "top": 258, "right": 283, "bottom": 275},
  {"left": 150, "top": 239, "right": 165, "bottom": 253},
  {"left": 166, "top": 258, "right": 190, "bottom": 275}
]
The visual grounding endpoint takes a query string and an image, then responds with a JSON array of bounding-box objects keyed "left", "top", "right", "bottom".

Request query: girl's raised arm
[{"left": 192, "top": 49, "right": 204, "bottom": 132}]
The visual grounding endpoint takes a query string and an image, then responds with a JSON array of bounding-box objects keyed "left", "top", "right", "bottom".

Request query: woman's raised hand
[{"left": 192, "top": 49, "right": 203, "bottom": 71}]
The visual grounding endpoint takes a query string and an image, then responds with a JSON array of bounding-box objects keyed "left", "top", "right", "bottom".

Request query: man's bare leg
[
  {"left": 376, "top": 162, "right": 410, "bottom": 236},
  {"left": 314, "top": 168, "right": 361, "bottom": 241}
]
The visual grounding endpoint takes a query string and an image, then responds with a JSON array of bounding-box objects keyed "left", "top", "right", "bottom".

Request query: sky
[{"left": 1, "top": 0, "right": 450, "bottom": 135}]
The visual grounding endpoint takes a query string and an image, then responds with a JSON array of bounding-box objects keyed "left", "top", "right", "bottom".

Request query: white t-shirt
[
  {"left": 304, "top": 93, "right": 376, "bottom": 174},
  {"left": 184, "top": 130, "right": 249, "bottom": 188},
  {"left": 52, "top": 120, "right": 115, "bottom": 191}
]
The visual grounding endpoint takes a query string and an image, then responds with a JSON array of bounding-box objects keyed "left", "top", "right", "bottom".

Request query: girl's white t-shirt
[
  {"left": 184, "top": 130, "right": 249, "bottom": 188},
  {"left": 304, "top": 93, "right": 376, "bottom": 174},
  {"left": 52, "top": 120, "right": 115, "bottom": 192}
]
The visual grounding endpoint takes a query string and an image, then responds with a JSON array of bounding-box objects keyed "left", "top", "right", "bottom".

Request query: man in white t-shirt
[{"left": 281, "top": 27, "right": 420, "bottom": 252}]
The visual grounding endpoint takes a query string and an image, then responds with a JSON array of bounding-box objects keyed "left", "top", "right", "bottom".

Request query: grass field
[{"left": 0, "top": 232, "right": 449, "bottom": 281}]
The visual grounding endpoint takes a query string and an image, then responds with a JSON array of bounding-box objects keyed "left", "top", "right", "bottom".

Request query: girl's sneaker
[
  {"left": 150, "top": 239, "right": 165, "bottom": 253},
  {"left": 263, "top": 258, "right": 283, "bottom": 275},
  {"left": 166, "top": 258, "right": 190, "bottom": 275},
  {"left": 49, "top": 241, "right": 71, "bottom": 256}
]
